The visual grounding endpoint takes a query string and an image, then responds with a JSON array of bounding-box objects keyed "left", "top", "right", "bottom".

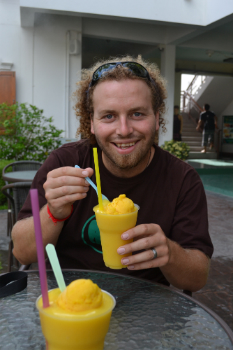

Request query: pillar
[
  {"left": 159, "top": 45, "right": 176, "bottom": 146},
  {"left": 174, "top": 72, "right": 182, "bottom": 108},
  {"left": 66, "top": 29, "right": 82, "bottom": 139}
]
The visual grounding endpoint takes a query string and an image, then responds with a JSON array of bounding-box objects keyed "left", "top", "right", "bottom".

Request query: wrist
[{"left": 47, "top": 205, "right": 73, "bottom": 225}]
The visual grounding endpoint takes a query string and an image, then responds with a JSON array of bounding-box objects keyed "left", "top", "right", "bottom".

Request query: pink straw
[{"left": 30, "top": 189, "right": 49, "bottom": 308}]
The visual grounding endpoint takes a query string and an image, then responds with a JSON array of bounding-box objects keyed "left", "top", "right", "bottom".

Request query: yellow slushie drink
[
  {"left": 93, "top": 194, "right": 139, "bottom": 269},
  {"left": 36, "top": 279, "right": 115, "bottom": 350}
]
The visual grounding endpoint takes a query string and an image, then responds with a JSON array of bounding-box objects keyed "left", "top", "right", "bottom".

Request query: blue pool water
[{"left": 187, "top": 160, "right": 233, "bottom": 198}]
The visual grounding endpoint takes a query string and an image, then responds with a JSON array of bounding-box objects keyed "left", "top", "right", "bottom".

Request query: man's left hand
[{"left": 117, "top": 224, "right": 171, "bottom": 270}]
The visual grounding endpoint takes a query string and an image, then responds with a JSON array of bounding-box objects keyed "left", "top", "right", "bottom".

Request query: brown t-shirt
[{"left": 18, "top": 139, "right": 213, "bottom": 285}]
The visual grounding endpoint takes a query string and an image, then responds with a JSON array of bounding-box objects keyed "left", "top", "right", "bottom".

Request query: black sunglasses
[{"left": 89, "top": 61, "right": 155, "bottom": 88}]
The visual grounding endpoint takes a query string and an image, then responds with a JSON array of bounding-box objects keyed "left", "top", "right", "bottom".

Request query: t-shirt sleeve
[
  {"left": 169, "top": 168, "right": 213, "bottom": 258},
  {"left": 17, "top": 151, "right": 62, "bottom": 221}
]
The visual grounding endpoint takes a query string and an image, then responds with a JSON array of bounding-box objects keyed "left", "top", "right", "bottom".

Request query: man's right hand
[{"left": 43, "top": 167, "right": 93, "bottom": 220}]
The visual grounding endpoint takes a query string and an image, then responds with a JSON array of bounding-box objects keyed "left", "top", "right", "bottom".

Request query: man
[
  {"left": 173, "top": 105, "right": 183, "bottom": 141},
  {"left": 12, "top": 57, "right": 213, "bottom": 292},
  {"left": 196, "top": 104, "right": 218, "bottom": 153}
]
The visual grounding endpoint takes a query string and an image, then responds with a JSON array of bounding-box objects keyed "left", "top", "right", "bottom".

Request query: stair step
[
  {"left": 189, "top": 146, "right": 216, "bottom": 152},
  {"left": 183, "top": 126, "right": 198, "bottom": 130},
  {"left": 189, "top": 146, "right": 204, "bottom": 151},
  {"left": 182, "top": 136, "right": 202, "bottom": 142},
  {"left": 182, "top": 131, "right": 201, "bottom": 136},
  {"left": 188, "top": 152, "right": 218, "bottom": 159},
  {"left": 183, "top": 122, "right": 197, "bottom": 129},
  {"left": 185, "top": 141, "right": 202, "bottom": 146}
]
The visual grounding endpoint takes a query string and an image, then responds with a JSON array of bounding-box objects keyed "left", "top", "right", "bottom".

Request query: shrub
[
  {"left": 161, "top": 140, "right": 190, "bottom": 160},
  {"left": 0, "top": 103, "right": 64, "bottom": 162}
]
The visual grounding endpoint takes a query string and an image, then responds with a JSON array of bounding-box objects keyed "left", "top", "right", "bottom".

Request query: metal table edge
[{"left": 2, "top": 174, "right": 33, "bottom": 183}]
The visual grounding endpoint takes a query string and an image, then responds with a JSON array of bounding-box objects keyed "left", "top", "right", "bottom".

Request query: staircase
[{"left": 182, "top": 112, "right": 217, "bottom": 159}]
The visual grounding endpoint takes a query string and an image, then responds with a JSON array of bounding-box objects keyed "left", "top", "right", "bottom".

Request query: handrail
[
  {"left": 186, "top": 75, "right": 206, "bottom": 96},
  {"left": 182, "top": 91, "right": 203, "bottom": 112},
  {"left": 186, "top": 75, "right": 198, "bottom": 95}
]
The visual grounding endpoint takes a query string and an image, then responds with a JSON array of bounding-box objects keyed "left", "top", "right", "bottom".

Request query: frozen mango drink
[
  {"left": 36, "top": 279, "right": 116, "bottom": 350},
  {"left": 93, "top": 194, "right": 139, "bottom": 269}
]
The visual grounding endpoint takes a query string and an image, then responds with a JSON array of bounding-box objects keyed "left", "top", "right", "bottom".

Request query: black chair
[
  {"left": 2, "top": 160, "right": 42, "bottom": 237},
  {"left": 2, "top": 160, "right": 43, "bottom": 174},
  {"left": 1, "top": 182, "right": 32, "bottom": 272}
]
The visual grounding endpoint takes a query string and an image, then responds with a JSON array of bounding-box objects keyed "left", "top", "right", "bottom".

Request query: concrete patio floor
[{"left": 0, "top": 190, "right": 232, "bottom": 330}]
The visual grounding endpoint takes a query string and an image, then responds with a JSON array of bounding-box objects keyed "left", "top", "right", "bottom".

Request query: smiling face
[{"left": 91, "top": 79, "right": 159, "bottom": 178}]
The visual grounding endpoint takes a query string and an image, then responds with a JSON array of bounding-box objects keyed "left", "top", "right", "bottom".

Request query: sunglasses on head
[{"left": 89, "top": 61, "right": 155, "bottom": 88}]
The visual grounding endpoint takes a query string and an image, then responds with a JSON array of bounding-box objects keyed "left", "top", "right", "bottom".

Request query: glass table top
[
  {"left": 3, "top": 170, "right": 37, "bottom": 182},
  {"left": 0, "top": 270, "right": 232, "bottom": 350}
]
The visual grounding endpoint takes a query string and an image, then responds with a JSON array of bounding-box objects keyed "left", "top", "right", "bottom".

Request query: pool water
[{"left": 187, "top": 159, "right": 233, "bottom": 198}]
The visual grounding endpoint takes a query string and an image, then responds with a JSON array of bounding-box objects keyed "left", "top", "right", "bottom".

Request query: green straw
[{"left": 46, "top": 244, "right": 66, "bottom": 292}]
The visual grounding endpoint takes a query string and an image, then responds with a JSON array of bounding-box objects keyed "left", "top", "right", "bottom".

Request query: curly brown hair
[{"left": 74, "top": 55, "right": 167, "bottom": 144}]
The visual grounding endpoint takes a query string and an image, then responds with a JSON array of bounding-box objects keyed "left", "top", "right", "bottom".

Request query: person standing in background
[
  {"left": 173, "top": 105, "right": 183, "bottom": 141},
  {"left": 196, "top": 104, "right": 218, "bottom": 153}
]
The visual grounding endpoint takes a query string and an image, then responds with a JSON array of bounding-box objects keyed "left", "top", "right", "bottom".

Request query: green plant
[
  {"left": 161, "top": 140, "right": 190, "bottom": 160},
  {"left": 0, "top": 103, "right": 64, "bottom": 162}
]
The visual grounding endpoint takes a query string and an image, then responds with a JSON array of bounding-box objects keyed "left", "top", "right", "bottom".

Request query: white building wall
[
  {"left": 31, "top": 15, "right": 82, "bottom": 138},
  {"left": 0, "top": 1, "right": 82, "bottom": 139}
]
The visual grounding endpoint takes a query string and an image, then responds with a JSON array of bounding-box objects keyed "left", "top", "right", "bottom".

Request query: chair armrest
[{"left": 19, "top": 264, "right": 31, "bottom": 271}]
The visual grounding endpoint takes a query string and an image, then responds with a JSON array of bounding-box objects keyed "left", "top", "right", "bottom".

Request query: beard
[{"left": 95, "top": 130, "right": 156, "bottom": 170}]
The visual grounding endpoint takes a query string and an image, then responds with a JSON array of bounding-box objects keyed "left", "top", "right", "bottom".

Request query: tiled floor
[
  {"left": 192, "top": 191, "right": 233, "bottom": 331},
  {"left": 0, "top": 190, "right": 232, "bottom": 330}
]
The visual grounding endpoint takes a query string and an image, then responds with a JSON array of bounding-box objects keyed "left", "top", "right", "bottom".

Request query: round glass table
[{"left": 0, "top": 270, "right": 232, "bottom": 350}]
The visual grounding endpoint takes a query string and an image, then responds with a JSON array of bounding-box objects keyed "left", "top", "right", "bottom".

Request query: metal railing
[
  {"left": 181, "top": 74, "right": 206, "bottom": 120},
  {"left": 186, "top": 75, "right": 206, "bottom": 96},
  {"left": 181, "top": 91, "right": 204, "bottom": 124}
]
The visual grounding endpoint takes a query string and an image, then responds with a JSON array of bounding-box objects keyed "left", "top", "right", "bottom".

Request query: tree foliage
[{"left": 0, "top": 103, "right": 63, "bottom": 162}]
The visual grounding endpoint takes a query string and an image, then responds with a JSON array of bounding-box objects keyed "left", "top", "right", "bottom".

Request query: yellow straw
[{"left": 93, "top": 148, "right": 103, "bottom": 211}]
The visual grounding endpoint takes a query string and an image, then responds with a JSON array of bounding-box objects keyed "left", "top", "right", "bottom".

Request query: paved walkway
[
  {"left": 192, "top": 191, "right": 233, "bottom": 330},
  {"left": 0, "top": 190, "right": 232, "bottom": 329}
]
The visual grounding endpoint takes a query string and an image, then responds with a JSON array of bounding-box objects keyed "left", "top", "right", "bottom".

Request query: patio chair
[
  {"left": 2, "top": 160, "right": 42, "bottom": 237},
  {"left": 2, "top": 160, "right": 43, "bottom": 174},
  {"left": 1, "top": 182, "right": 32, "bottom": 272}
]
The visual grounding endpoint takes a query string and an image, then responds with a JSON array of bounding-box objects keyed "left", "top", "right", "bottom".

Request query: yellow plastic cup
[
  {"left": 36, "top": 288, "right": 116, "bottom": 350},
  {"left": 93, "top": 204, "right": 139, "bottom": 269}
]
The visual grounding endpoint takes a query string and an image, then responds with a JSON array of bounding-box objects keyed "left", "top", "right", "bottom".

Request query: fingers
[
  {"left": 121, "top": 224, "right": 162, "bottom": 242},
  {"left": 43, "top": 166, "right": 94, "bottom": 216},
  {"left": 117, "top": 224, "right": 170, "bottom": 270},
  {"left": 47, "top": 166, "right": 93, "bottom": 181},
  {"left": 121, "top": 247, "right": 169, "bottom": 270},
  {"left": 46, "top": 167, "right": 93, "bottom": 188},
  {"left": 47, "top": 187, "right": 89, "bottom": 208}
]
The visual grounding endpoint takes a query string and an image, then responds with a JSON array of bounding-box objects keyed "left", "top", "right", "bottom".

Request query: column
[
  {"left": 174, "top": 72, "right": 182, "bottom": 108},
  {"left": 159, "top": 45, "right": 176, "bottom": 146},
  {"left": 67, "top": 29, "right": 82, "bottom": 139}
]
